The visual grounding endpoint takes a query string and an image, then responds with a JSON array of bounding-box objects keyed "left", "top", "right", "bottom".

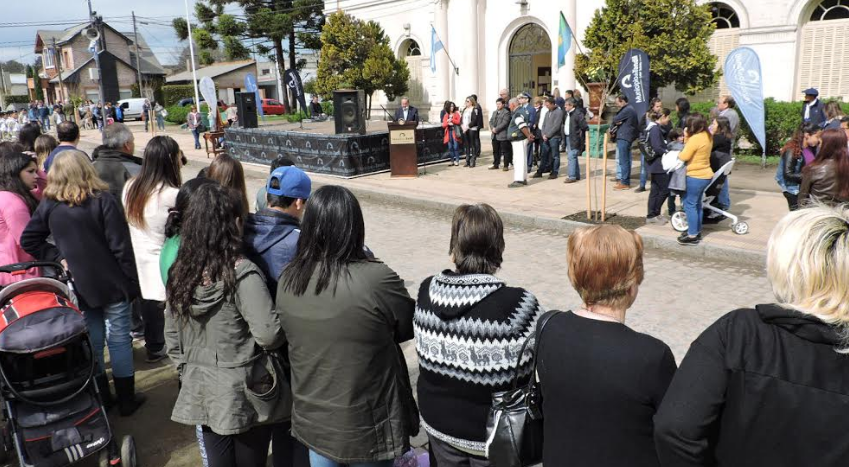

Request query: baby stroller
[
  {"left": 670, "top": 160, "right": 749, "bottom": 236},
  {"left": 0, "top": 261, "right": 136, "bottom": 467}
]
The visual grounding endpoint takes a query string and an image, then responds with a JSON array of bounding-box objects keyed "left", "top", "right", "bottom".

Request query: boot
[
  {"left": 114, "top": 375, "right": 147, "bottom": 417},
  {"left": 95, "top": 373, "right": 115, "bottom": 411},
  {"left": 471, "top": 156, "right": 477, "bottom": 168}
]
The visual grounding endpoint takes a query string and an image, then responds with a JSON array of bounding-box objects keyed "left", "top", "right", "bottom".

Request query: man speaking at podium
[{"left": 394, "top": 97, "right": 419, "bottom": 123}]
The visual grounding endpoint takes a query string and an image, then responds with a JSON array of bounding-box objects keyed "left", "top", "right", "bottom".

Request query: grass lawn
[{"left": 736, "top": 154, "right": 779, "bottom": 167}]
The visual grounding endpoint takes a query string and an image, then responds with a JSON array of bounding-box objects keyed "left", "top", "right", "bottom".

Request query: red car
[{"left": 261, "top": 98, "right": 286, "bottom": 115}]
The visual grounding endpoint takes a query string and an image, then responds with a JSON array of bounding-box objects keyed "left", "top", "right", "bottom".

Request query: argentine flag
[
  {"left": 558, "top": 12, "right": 571, "bottom": 69},
  {"left": 431, "top": 25, "right": 444, "bottom": 74}
]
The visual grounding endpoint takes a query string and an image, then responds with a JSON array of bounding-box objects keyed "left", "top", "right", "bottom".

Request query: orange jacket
[{"left": 442, "top": 111, "right": 461, "bottom": 144}]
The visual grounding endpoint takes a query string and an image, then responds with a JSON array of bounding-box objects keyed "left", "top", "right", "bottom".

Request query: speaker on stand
[
  {"left": 333, "top": 90, "right": 366, "bottom": 135},
  {"left": 235, "top": 92, "right": 258, "bottom": 129}
]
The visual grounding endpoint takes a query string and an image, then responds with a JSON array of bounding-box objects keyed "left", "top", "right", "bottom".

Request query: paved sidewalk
[{"left": 79, "top": 124, "right": 785, "bottom": 262}]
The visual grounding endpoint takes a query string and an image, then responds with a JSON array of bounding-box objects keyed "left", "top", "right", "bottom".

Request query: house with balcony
[{"left": 34, "top": 22, "right": 165, "bottom": 104}]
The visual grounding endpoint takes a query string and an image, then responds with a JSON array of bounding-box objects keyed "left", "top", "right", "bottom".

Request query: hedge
[
  {"left": 321, "top": 100, "right": 333, "bottom": 116},
  {"left": 5, "top": 95, "right": 31, "bottom": 104},
  {"left": 670, "top": 99, "right": 849, "bottom": 156},
  {"left": 162, "top": 85, "right": 197, "bottom": 107}
]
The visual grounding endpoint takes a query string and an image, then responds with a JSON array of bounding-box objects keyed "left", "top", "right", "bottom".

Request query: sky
[{"left": 0, "top": 0, "right": 246, "bottom": 67}]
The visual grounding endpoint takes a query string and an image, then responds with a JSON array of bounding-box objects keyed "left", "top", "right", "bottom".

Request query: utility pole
[
  {"left": 87, "top": 0, "right": 105, "bottom": 105},
  {"left": 52, "top": 38, "right": 65, "bottom": 104},
  {"left": 184, "top": 0, "right": 201, "bottom": 109},
  {"left": 131, "top": 11, "right": 144, "bottom": 99}
]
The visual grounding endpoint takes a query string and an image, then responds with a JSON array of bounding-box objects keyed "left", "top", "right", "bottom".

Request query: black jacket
[
  {"left": 564, "top": 108, "right": 589, "bottom": 152},
  {"left": 91, "top": 146, "right": 142, "bottom": 207},
  {"left": 612, "top": 104, "right": 639, "bottom": 143},
  {"left": 780, "top": 149, "right": 805, "bottom": 185},
  {"left": 21, "top": 193, "right": 140, "bottom": 309},
  {"left": 654, "top": 305, "right": 849, "bottom": 466},
  {"left": 646, "top": 123, "right": 668, "bottom": 174},
  {"left": 801, "top": 99, "right": 827, "bottom": 128}
]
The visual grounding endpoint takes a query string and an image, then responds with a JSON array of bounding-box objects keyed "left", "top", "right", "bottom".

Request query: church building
[{"left": 324, "top": 0, "right": 849, "bottom": 121}]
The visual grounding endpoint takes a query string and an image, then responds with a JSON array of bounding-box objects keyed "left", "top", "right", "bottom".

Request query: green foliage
[
  {"left": 315, "top": 12, "right": 409, "bottom": 114},
  {"left": 576, "top": 0, "right": 718, "bottom": 95},
  {"left": 165, "top": 105, "right": 188, "bottom": 124},
  {"left": 162, "top": 85, "right": 196, "bottom": 106},
  {"left": 320, "top": 100, "right": 333, "bottom": 116},
  {"left": 669, "top": 99, "right": 849, "bottom": 156},
  {"left": 5, "top": 95, "right": 31, "bottom": 104}
]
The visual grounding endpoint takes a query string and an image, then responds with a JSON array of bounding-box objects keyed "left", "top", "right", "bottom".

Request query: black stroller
[{"left": 0, "top": 262, "right": 136, "bottom": 467}]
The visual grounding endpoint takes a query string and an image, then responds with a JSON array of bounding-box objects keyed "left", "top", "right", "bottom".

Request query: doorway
[{"left": 508, "top": 23, "right": 552, "bottom": 98}]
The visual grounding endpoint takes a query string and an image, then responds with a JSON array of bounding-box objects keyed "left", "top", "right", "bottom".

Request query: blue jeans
[
  {"left": 41, "top": 116, "right": 51, "bottom": 130},
  {"left": 308, "top": 450, "right": 393, "bottom": 467},
  {"left": 527, "top": 138, "right": 538, "bottom": 173},
  {"left": 565, "top": 137, "right": 580, "bottom": 180},
  {"left": 718, "top": 182, "right": 731, "bottom": 210},
  {"left": 616, "top": 139, "right": 632, "bottom": 185},
  {"left": 539, "top": 137, "right": 561, "bottom": 175},
  {"left": 447, "top": 138, "right": 460, "bottom": 162},
  {"left": 639, "top": 151, "right": 648, "bottom": 189},
  {"left": 192, "top": 128, "right": 201, "bottom": 149},
  {"left": 157, "top": 115, "right": 166, "bottom": 130},
  {"left": 684, "top": 177, "right": 711, "bottom": 237},
  {"left": 84, "top": 300, "right": 134, "bottom": 378}
]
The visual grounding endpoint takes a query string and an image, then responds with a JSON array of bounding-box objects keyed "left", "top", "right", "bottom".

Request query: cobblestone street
[{"left": 54, "top": 149, "right": 778, "bottom": 467}]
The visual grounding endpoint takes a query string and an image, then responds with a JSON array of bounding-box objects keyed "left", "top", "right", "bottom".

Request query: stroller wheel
[
  {"left": 671, "top": 211, "right": 689, "bottom": 232},
  {"left": 121, "top": 436, "right": 137, "bottom": 467},
  {"left": 732, "top": 222, "right": 749, "bottom": 235}
]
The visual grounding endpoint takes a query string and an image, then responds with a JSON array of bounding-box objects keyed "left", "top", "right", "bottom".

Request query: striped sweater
[{"left": 414, "top": 271, "right": 544, "bottom": 453}]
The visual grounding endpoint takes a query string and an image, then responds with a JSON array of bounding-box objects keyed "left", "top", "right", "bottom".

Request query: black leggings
[
  {"left": 783, "top": 191, "right": 799, "bottom": 211},
  {"left": 201, "top": 425, "right": 272, "bottom": 467}
]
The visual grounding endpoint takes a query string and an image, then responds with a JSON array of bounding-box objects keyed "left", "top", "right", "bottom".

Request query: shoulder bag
[{"left": 485, "top": 310, "right": 559, "bottom": 467}]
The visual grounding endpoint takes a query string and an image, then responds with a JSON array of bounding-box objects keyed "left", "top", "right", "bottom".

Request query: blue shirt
[{"left": 44, "top": 145, "right": 86, "bottom": 172}]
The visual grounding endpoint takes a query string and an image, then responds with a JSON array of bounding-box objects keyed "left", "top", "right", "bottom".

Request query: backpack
[{"left": 639, "top": 122, "right": 663, "bottom": 163}]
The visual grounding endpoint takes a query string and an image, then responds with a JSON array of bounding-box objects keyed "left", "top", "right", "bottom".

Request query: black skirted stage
[{"left": 224, "top": 120, "right": 454, "bottom": 177}]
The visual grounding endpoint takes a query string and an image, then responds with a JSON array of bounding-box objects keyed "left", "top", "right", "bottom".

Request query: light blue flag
[
  {"left": 558, "top": 12, "right": 571, "bottom": 69},
  {"left": 431, "top": 25, "right": 444, "bottom": 74},
  {"left": 244, "top": 73, "right": 264, "bottom": 120},
  {"left": 724, "top": 47, "right": 766, "bottom": 158}
]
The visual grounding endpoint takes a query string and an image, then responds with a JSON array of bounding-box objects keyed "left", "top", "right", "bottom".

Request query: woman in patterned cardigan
[{"left": 413, "top": 203, "right": 544, "bottom": 467}]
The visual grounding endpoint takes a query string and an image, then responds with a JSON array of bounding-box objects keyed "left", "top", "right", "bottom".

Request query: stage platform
[{"left": 224, "top": 120, "right": 452, "bottom": 178}]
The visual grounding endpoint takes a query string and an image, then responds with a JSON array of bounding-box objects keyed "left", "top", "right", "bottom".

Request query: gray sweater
[
  {"left": 490, "top": 108, "right": 512, "bottom": 142},
  {"left": 542, "top": 107, "right": 564, "bottom": 140}
]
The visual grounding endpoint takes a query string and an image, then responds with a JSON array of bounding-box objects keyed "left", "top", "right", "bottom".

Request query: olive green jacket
[
  {"left": 276, "top": 260, "right": 418, "bottom": 463},
  {"left": 165, "top": 260, "right": 290, "bottom": 435}
]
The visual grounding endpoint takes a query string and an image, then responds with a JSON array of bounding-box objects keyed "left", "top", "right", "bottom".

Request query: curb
[{"left": 310, "top": 179, "right": 768, "bottom": 266}]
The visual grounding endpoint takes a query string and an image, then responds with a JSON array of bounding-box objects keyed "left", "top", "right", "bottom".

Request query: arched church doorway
[
  {"left": 399, "top": 38, "right": 425, "bottom": 105},
  {"left": 508, "top": 24, "right": 552, "bottom": 98},
  {"left": 798, "top": 0, "right": 849, "bottom": 100}
]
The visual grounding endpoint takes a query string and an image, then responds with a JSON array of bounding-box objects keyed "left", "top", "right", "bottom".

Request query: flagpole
[{"left": 432, "top": 28, "right": 459, "bottom": 75}]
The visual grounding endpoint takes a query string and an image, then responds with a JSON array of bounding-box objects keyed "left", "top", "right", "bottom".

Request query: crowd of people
[{"left": 1, "top": 111, "right": 849, "bottom": 467}]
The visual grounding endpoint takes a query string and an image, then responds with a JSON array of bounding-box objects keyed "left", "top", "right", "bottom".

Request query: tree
[
  {"left": 575, "top": 0, "right": 718, "bottom": 96},
  {"left": 173, "top": 0, "right": 325, "bottom": 112},
  {"left": 0, "top": 60, "right": 26, "bottom": 74},
  {"left": 314, "top": 12, "right": 409, "bottom": 117},
  {"left": 27, "top": 65, "right": 43, "bottom": 102}
]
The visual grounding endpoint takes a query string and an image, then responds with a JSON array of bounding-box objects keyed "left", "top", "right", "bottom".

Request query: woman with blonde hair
[
  {"left": 823, "top": 100, "right": 845, "bottom": 130},
  {"left": 655, "top": 205, "right": 849, "bottom": 466},
  {"left": 21, "top": 150, "right": 146, "bottom": 416},
  {"left": 33, "top": 134, "right": 58, "bottom": 172},
  {"left": 461, "top": 96, "right": 480, "bottom": 167},
  {"left": 537, "top": 224, "right": 675, "bottom": 467}
]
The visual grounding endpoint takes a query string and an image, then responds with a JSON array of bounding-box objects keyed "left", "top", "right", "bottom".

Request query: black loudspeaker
[
  {"left": 235, "top": 92, "right": 258, "bottom": 129},
  {"left": 333, "top": 90, "right": 366, "bottom": 135}
]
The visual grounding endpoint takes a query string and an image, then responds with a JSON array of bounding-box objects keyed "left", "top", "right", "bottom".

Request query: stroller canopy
[{"left": 0, "top": 279, "right": 86, "bottom": 353}]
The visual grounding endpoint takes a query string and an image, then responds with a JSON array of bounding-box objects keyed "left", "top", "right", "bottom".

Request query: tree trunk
[
  {"left": 273, "top": 37, "right": 286, "bottom": 110},
  {"left": 367, "top": 93, "right": 372, "bottom": 119},
  {"left": 288, "top": 30, "right": 297, "bottom": 113}
]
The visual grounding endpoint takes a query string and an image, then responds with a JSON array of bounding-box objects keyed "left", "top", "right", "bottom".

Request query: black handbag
[{"left": 485, "top": 310, "right": 558, "bottom": 467}]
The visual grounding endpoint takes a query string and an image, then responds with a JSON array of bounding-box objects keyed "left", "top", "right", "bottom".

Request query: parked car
[
  {"left": 261, "top": 98, "right": 286, "bottom": 115},
  {"left": 117, "top": 98, "right": 147, "bottom": 121}
]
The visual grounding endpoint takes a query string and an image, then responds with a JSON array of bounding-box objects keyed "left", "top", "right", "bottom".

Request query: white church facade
[{"left": 324, "top": 0, "right": 849, "bottom": 121}]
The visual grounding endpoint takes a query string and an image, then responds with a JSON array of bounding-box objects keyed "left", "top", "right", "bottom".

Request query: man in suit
[
  {"left": 394, "top": 97, "right": 419, "bottom": 122},
  {"left": 611, "top": 94, "right": 639, "bottom": 190}
]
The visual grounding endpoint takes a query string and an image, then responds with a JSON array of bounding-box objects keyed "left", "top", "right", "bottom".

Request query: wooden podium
[{"left": 388, "top": 121, "right": 419, "bottom": 178}]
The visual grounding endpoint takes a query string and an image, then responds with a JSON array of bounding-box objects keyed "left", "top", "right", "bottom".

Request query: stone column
[
  {"left": 558, "top": 0, "right": 577, "bottom": 92},
  {"left": 435, "top": 0, "right": 450, "bottom": 105},
  {"left": 458, "top": 0, "right": 479, "bottom": 102}
]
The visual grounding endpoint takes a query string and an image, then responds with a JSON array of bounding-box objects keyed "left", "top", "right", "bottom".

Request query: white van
[{"left": 117, "top": 98, "right": 147, "bottom": 121}]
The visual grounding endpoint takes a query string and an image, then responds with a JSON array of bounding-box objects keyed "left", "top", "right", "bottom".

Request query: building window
[
  {"left": 44, "top": 48, "right": 54, "bottom": 68},
  {"left": 810, "top": 0, "right": 849, "bottom": 20},
  {"left": 261, "top": 68, "right": 271, "bottom": 75},
  {"left": 710, "top": 3, "right": 740, "bottom": 29},
  {"left": 405, "top": 40, "right": 421, "bottom": 57},
  {"left": 62, "top": 50, "right": 72, "bottom": 69},
  {"left": 119, "top": 89, "right": 133, "bottom": 100}
]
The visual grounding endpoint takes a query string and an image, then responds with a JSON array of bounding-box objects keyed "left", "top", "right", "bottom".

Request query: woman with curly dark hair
[{"left": 165, "top": 183, "right": 288, "bottom": 467}]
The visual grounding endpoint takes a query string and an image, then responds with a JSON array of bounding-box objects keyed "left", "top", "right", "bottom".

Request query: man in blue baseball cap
[
  {"left": 802, "top": 88, "right": 826, "bottom": 127},
  {"left": 243, "top": 165, "right": 312, "bottom": 294}
]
